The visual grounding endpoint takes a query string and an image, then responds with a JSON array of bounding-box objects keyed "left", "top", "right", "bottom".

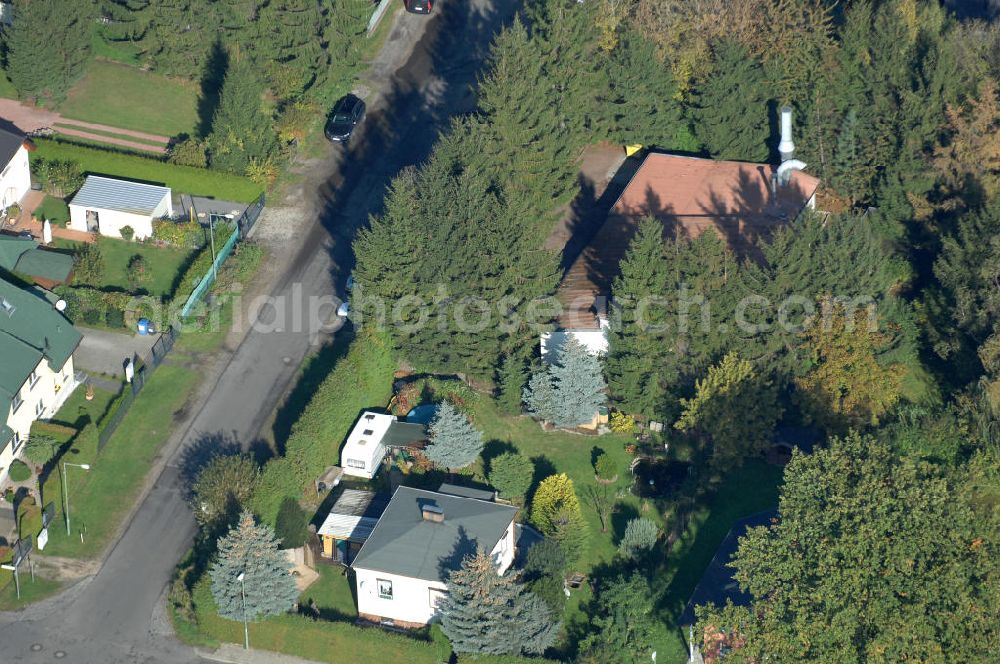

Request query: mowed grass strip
[
  {"left": 38, "top": 365, "right": 199, "bottom": 559},
  {"left": 59, "top": 60, "right": 199, "bottom": 138},
  {"left": 32, "top": 139, "right": 262, "bottom": 202}
]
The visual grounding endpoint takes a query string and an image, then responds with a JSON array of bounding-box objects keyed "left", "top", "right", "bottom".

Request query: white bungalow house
[
  {"left": 1, "top": 276, "right": 81, "bottom": 484},
  {"left": 340, "top": 410, "right": 427, "bottom": 480},
  {"left": 351, "top": 485, "right": 517, "bottom": 628},
  {"left": 0, "top": 126, "right": 31, "bottom": 211},
  {"left": 68, "top": 176, "right": 172, "bottom": 240}
]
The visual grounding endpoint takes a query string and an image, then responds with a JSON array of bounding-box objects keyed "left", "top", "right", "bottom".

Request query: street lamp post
[
  {"left": 237, "top": 571, "right": 249, "bottom": 650},
  {"left": 62, "top": 462, "right": 91, "bottom": 536}
]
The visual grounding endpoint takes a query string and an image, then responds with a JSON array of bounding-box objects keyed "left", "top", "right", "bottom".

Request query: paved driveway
[{"left": 75, "top": 326, "right": 160, "bottom": 376}]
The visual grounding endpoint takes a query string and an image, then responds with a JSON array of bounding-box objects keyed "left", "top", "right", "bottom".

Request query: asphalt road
[{"left": 0, "top": 1, "right": 513, "bottom": 662}]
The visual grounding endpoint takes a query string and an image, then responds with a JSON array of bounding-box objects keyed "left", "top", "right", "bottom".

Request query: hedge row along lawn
[{"left": 31, "top": 139, "right": 262, "bottom": 202}]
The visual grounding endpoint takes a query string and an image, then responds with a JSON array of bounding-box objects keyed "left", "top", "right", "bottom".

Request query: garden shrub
[
  {"left": 594, "top": 452, "right": 618, "bottom": 480},
  {"left": 8, "top": 460, "right": 31, "bottom": 482},
  {"left": 274, "top": 497, "right": 308, "bottom": 549},
  {"left": 105, "top": 308, "right": 125, "bottom": 328},
  {"left": 152, "top": 219, "right": 205, "bottom": 248},
  {"left": 617, "top": 517, "right": 660, "bottom": 560},
  {"left": 82, "top": 309, "right": 102, "bottom": 325},
  {"left": 169, "top": 137, "right": 209, "bottom": 168},
  {"left": 126, "top": 254, "right": 149, "bottom": 289},
  {"left": 72, "top": 242, "right": 105, "bottom": 284},
  {"left": 17, "top": 496, "right": 42, "bottom": 541},
  {"left": 119, "top": 225, "right": 135, "bottom": 242},
  {"left": 609, "top": 411, "right": 637, "bottom": 433}
]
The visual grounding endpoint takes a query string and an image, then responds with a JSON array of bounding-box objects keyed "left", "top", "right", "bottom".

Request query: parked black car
[
  {"left": 405, "top": 0, "right": 432, "bottom": 14},
  {"left": 325, "top": 94, "right": 366, "bottom": 143}
]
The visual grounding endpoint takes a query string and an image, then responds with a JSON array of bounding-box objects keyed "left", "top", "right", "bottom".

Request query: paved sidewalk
[{"left": 198, "top": 644, "right": 325, "bottom": 664}]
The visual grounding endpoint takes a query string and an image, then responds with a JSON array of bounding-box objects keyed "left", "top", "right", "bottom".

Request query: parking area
[{"left": 74, "top": 326, "right": 161, "bottom": 377}]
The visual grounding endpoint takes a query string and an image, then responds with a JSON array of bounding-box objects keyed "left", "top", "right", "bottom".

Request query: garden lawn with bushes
[
  {"left": 56, "top": 238, "right": 194, "bottom": 297},
  {"left": 32, "top": 139, "right": 261, "bottom": 202},
  {"left": 59, "top": 61, "right": 199, "bottom": 138}
]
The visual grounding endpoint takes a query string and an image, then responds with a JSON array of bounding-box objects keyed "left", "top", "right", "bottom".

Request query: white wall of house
[
  {"left": 68, "top": 205, "right": 159, "bottom": 240},
  {"left": 0, "top": 145, "right": 30, "bottom": 210},
  {"left": 540, "top": 326, "right": 609, "bottom": 361},
  {"left": 1, "top": 355, "right": 77, "bottom": 484},
  {"left": 354, "top": 519, "right": 517, "bottom": 626}
]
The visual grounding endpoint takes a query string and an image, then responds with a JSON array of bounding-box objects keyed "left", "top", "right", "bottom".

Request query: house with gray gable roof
[{"left": 351, "top": 485, "right": 517, "bottom": 627}]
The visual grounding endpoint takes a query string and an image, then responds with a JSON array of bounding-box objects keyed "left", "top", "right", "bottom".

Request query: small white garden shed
[{"left": 68, "top": 175, "right": 172, "bottom": 240}]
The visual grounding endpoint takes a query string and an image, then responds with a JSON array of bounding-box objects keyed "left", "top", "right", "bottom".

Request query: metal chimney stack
[{"left": 778, "top": 106, "right": 795, "bottom": 163}]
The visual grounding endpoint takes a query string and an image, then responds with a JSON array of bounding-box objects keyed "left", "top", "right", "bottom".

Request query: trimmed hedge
[
  {"left": 252, "top": 329, "right": 396, "bottom": 524},
  {"left": 31, "top": 139, "right": 262, "bottom": 202}
]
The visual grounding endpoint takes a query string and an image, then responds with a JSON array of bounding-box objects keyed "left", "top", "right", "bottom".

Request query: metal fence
[
  {"left": 97, "top": 326, "right": 178, "bottom": 451},
  {"left": 180, "top": 193, "right": 265, "bottom": 319},
  {"left": 367, "top": 0, "right": 393, "bottom": 35}
]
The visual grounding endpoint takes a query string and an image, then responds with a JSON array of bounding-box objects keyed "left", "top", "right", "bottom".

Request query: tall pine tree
[
  {"left": 209, "top": 511, "right": 298, "bottom": 622},
  {"left": 6, "top": 0, "right": 93, "bottom": 101},
  {"left": 208, "top": 56, "right": 278, "bottom": 175},
  {"left": 440, "top": 549, "right": 559, "bottom": 656},
  {"left": 424, "top": 400, "right": 484, "bottom": 472}
]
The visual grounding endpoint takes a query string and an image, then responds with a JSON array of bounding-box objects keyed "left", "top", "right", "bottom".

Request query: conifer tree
[
  {"left": 526, "top": 336, "right": 608, "bottom": 429},
  {"left": 487, "top": 452, "right": 534, "bottom": 503},
  {"left": 496, "top": 351, "right": 529, "bottom": 415},
  {"left": 524, "top": 368, "right": 559, "bottom": 424},
  {"left": 617, "top": 517, "right": 659, "bottom": 560},
  {"left": 6, "top": 0, "right": 93, "bottom": 102},
  {"left": 691, "top": 40, "right": 772, "bottom": 161},
  {"left": 606, "top": 218, "right": 672, "bottom": 418},
  {"left": 251, "top": 0, "right": 327, "bottom": 98},
  {"left": 209, "top": 511, "right": 298, "bottom": 622},
  {"left": 208, "top": 56, "right": 278, "bottom": 175},
  {"left": 530, "top": 474, "right": 588, "bottom": 562},
  {"left": 143, "top": 0, "right": 214, "bottom": 78},
  {"left": 440, "top": 549, "right": 559, "bottom": 656},
  {"left": 424, "top": 401, "right": 484, "bottom": 472}
]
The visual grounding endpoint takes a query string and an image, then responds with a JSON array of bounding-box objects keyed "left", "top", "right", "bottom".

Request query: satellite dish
[{"left": 55, "top": 299, "right": 67, "bottom": 312}]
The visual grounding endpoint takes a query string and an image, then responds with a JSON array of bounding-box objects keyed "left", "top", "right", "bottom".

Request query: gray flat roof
[
  {"left": 437, "top": 482, "right": 496, "bottom": 502},
  {"left": 70, "top": 175, "right": 170, "bottom": 216},
  {"left": 318, "top": 489, "right": 390, "bottom": 542},
  {"left": 352, "top": 486, "right": 517, "bottom": 583}
]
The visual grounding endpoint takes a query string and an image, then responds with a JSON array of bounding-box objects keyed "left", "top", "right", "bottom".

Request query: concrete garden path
[{"left": 0, "top": 98, "right": 170, "bottom": 154}]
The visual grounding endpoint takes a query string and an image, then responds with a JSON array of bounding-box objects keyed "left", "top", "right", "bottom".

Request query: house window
[
  {"left": 11, "top": 392, "right": 23, "bottom": 414},
  {"left": 377, "top": 579, "right": 393, "bottom": 600},
  {"left": 346, "top": 459, "right": 365, "bottom": 470},
  {"left": 429, "top": 588, "right": 447, "bottom": 610},
  {"left": 35, "top": 400, "right": 45, "bottom": 417},
  {"left": 8, "top": 431, "right": 21, "bottom": 453},
  {"left": 28, "top": 370, "right": 40, "bottom": 389}
]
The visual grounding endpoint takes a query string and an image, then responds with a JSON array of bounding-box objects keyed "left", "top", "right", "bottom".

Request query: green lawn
[
  {"left": 38, "top": 364, "right": 199, "bottom": 558},
  {"left": 300, "top": 565, "right": 358, "bottom": 620},
  {"left": 0, "top": 74, "right": 17, "bottom": 99},
  {"left": 37, "top": 195, "right": 71, "bottom": 225},
  {"left": 56, "top": 237, "right": 194, "bottom": 298},
  {"left": 0, "top": 575, "right": 63, "bottom": 610},
  {"left": 60, "top": 60, "right": 199, "bottom": 137},
  {"left": 32, "top": 139, "right": 262, "bottom": 202},
  {"left": 51, "top": 383, "right": 121, "bottom": 431},
  {"left": 184, "top": 576, "right": 447, "bottom": 664}
]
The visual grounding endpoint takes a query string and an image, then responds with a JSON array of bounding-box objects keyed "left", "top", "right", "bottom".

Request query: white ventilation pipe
[
  {"left": 777, "top": 159, "right": 807, "bottom": 186},
  {"left": 778, "top": 105, "right": 795, "bottom": 162}
]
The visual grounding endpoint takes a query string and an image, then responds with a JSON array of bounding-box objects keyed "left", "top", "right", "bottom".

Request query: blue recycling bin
[{"left": 137, "top": 318, "right": 153, "bottom": 335}]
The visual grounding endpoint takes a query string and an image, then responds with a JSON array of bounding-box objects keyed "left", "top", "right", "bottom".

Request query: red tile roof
[{"left": 556, "top": 152, "right": 820, "bottom": 328}]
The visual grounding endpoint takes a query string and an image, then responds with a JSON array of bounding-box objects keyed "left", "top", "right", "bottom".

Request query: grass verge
[
  {"left": 32, "top": 139, "right": 261, "bottom": 202},
  {"left": 0, "top": 576, "right": 63, "bottom": 610},
  {"left": 37, "top": 195, "right": 71, "bottom": 225}
]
